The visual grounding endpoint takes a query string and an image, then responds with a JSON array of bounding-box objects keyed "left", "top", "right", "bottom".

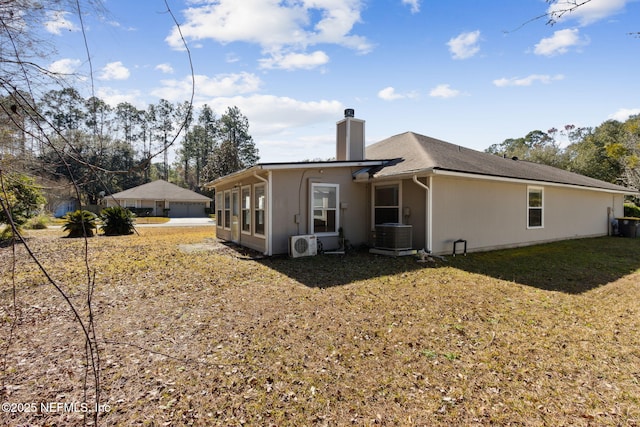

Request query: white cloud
[
  {"left": 204, "top": 95, "right": 342, "bottom": 137},
  {"left": 151, "top": 72, "right": 262, "bottom": 102},
  {"left": 49, "top": 58, "right": 81, "bottom": 75},
  {"left": 402, "top": 0, "right": 421, "bottom": 14},
  {"left": 547, "top": 0, "right": 629, "bottom": 25},
  {"left": 378, "top": 87, "right": 403, "bottom": 100},
  {"left": 99, "top": 61, "right": 130, "bottom": 81},
  {"left": 165, "top": 0, "right": 373, "bottom": 62},
  {"left": 44, "top": 11, "right": 78, "bottom": 35},
  {"left": 608, "top": 108, "right": 640, "bottom": 121},
  {"left": 447, "top": 30, "right": 481, "bottom": 60},
  {"left": 96, "top": 87, "right": 145, "bottom": 108},
  {"left": 493, "top": 74, "right": 565, "bottom": 87},
  {"left": 199, "top": 94, "right": 344, "bottom": 161},
  {"left": 226, "top": 53, "right": 241, "bottom": 63},
  {"left": 534, "top": 29, "right": 588, "bottom": 56},
  {"left": 259, "top": 51, "right": 330, "bottom": 70},
  {"left": 155, "top": 63, "right": 174, "bottom": 74},
  {"left": 378, "top": 86, "right": 418, "bottom": 101},
  {"left": 429, "top": 84, "right": 461, "bottom": 98}
]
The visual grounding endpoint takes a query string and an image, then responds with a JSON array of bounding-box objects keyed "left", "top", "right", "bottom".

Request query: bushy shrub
[
  {"left": 63, "top": 210, "right": 97, "bottom": 238},
  {"left": 0, "top": 173, "right": 46, "bottom": 226},
  {"left": 624, "top": 202, "right": 640, "bottom": 218},
  {"left": 100, "top": 206, "right": 135, "bottom": 236},
  {"left": 24, "top": 214, "right": 49, "bottom": 230},
  {"left": 0, "top": 225, "right": 18, "bottom": 242}
]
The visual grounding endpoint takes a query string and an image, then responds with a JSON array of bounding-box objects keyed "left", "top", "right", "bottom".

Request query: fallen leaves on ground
[{"left": 1, "top": 228, "right": 639, "bottom": 426}]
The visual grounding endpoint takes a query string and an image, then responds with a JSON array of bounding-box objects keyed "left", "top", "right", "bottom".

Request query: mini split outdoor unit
[
  {"left": 289, "top": 235, "right": 317, "bottom": 258},
  {"left": 374, "top": 223, "right": 413, "bottom": 250}
]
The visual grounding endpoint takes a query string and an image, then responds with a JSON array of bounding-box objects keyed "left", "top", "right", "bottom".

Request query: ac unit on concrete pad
[
  {"left": 370, "top": 224, "right": 416, "bottom": 257},
  {"left": 289, "top": 235, "right": 318, "bottom": 258},
  {"left": 374, "top": 223, "right": 412, "bottom": 250}
]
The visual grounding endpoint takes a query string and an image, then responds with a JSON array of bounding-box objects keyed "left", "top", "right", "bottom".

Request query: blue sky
[{"left": 43, "top": 0, "right": 640, "bottom": 163}]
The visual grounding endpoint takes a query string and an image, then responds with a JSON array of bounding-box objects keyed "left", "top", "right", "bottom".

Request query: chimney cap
[{"left": 344, "top": 108, "right": 355, "bottom": 118}]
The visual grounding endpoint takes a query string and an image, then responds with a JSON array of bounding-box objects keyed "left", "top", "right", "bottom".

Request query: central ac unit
[
  {"left": 374, "top": 224, "right": 412, "bottom": 250},
  {"left": 289, "top": 235, "right": 317, "bottom": 258}
]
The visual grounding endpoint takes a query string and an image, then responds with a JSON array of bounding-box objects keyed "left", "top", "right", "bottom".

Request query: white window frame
[
  {"left": 527, "top": 186, "right": 544, "bottom": 229},
  {"left": 215, "top": 192, "right": 223, "bottom": 229},
  {"left": 254, "top": 183, "right": 266, "bottom": 237},
  {"left": 241, "top": 185, "right": 251, "bottom": 235},
  {"left": 223, "top": 190, "right": 231, "bottom": 230},
  {"left": 310, "top": 183, "right": 340, "bottom": 236},
  {"left": 372, "top": 181, "right": 402, "bottom": 227},
  {"left": 123, "top": 199, "right": 137, "bottom": 209}
]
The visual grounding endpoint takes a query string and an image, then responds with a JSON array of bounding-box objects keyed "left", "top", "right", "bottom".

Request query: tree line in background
[
  {"left": 0, "top": 88, "right": 259, "bottom": 208},
  {"left": 486, "top": 115, "right": 640, "bottom": 195}
]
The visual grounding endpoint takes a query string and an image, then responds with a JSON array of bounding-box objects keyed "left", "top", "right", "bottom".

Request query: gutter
[
  {"left": 253, "top": 171, "right": 273, "bottom": 256},
  {"left": 412, "top": 175, "right": 432, "bottom": 253},
  {"left": 431, "top": 168, "right": 636, "bottom": 196}
]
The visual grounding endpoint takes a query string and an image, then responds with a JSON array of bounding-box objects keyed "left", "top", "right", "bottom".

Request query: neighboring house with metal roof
[
  {"left": 106, "top": 180, "right": 212, "bottom": 218},
  {"left": 206, "top": 110, "right": 635, "bottom": 256}
]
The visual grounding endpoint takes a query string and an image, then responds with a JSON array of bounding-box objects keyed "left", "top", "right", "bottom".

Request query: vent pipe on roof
[{"left": 336, "top": 108, "right": 365, "bottom": 161}]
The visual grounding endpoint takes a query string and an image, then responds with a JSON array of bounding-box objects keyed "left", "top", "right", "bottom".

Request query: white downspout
[
  {"left": 253, "top": 170, "right": 273, "bottom": 256},
  {"left": 412, "top": 175, "right": 432, "bottom": 253}
]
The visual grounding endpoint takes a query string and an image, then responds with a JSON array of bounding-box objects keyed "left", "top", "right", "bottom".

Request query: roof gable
[
  {"left": 108, "top": 180, "right": 212, "bottom": 201},
  {"left": 366, "top": 132, "right": 632, "bottom": 193}
]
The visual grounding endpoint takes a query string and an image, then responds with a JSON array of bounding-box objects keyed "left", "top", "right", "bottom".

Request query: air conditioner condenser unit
[{"left": 289, "top": 235, "right": 318, "bottom": 258}]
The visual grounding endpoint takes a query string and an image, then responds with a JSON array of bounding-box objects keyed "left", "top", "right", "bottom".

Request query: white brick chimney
[{"left": 336, "top": 108, "right": 365, "bottom": 161}]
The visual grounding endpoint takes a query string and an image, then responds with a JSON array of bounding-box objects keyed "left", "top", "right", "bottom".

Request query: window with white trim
[
  {"left": 254, "top": 184, "right": 265, "bottom": 236},
  {"left": 373, "top": 183, "right": 400, "bottom": 224},
  {"left": 311, "top": 183, "right": 339, "bottom": 235},
  {"left": 216, "top": 192, "right": 223, "bottom": 228},
  {"left": 241, "top": 186, "right": 251, "bottom": 233},
  {"left": 527, "top": 186, "right": 544, "bottom": 228},
  {"left": 224, "top": 190, "right": 231, "bottom": 229}
]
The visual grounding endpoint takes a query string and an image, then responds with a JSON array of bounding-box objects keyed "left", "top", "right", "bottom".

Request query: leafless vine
[{"left": 0, "top": 1, "right": 195, "bottom": 425}]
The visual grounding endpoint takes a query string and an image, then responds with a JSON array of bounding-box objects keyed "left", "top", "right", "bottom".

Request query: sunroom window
[
  {"left": 254, "top": 184, "right": 265, "bottom": 236},
  {"left": 224, "top": 190, "right": 231, "bottom": 229},
  {"left": 241, "top": 186, "right": 251, "bottom": 233},
  {"left": 216, "top": 192, "right": 223, "bottom": 228}
]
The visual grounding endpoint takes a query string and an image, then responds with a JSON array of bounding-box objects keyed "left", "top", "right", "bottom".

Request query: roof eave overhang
[
  {"left": 204, "top": 165, "right": 263, "bottom": 189},
  {"left": 430, "top": 168, "right": 637, "bottom": 195},
  {"left": 204, "top": 160, "right": 388, "bottom": 189},
  {"left": 368, "top": 167, "right": 636, "bottom": 194}
]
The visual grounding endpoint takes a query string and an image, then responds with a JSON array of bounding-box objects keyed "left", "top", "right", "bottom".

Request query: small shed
[{"left": 106, "top": 180, "right": 212, "bottom": 218}]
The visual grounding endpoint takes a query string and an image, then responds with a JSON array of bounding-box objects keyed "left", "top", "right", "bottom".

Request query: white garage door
[{"left": 169, "top": 202, "right": 206, "bottom": 218}]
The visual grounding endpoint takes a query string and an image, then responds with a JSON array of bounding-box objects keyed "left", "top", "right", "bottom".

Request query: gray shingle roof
[
  {"left": 366, "top": 132, "right": 633, "bottom": 192},
  {"left": 108, "top": 180, "right": 212, "bottom": 201}
]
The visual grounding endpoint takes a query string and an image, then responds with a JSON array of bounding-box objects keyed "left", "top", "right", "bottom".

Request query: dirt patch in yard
[{"left": 177, "top": 238, "right": 263, "bottom": 259}]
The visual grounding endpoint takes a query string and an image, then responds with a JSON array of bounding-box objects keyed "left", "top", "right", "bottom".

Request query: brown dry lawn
[{"left": 1, "top": 227, "right": 639, "bottom": 426}]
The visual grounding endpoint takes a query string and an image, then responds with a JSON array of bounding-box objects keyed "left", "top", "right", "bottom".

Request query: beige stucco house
[
  {"left": 106, "top": 179, "right": 212, "bottom": 218},
  {"left": 206, "top": 110, "right": 635, "bottom": 256}
]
